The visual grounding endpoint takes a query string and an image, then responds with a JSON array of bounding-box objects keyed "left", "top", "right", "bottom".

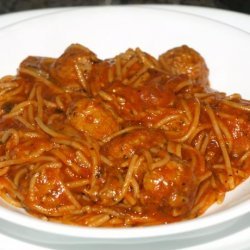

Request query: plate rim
[{"left": 0, "top": 5, "right": 250, "bottom": 37}]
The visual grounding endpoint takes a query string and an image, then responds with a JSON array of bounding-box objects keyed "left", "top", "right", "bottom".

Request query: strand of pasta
[
  {"left": 100, "top": 155, "right": 113, "bottom": 166},
  {"left": 29, "top": 172, "right": 40, "bottom": 202},
  {"left": 190, "top": 191, "right": 212, "bottom": 217},
  {"left": 28, "top": 104, "right": 35, "bottom": 124},
  {"left": 102, "top": 126, "right": 142, "bottom": 143},
  {"left": 50, "top": 149, "right": 83, "bottom": 174},
  {"left": 222, "top": 99, "right": 250, "bottom": 112},
  {"left": 0, "top": 159, "right": 28, "bottom": 169},
  {"left": 0, "top": 190, "right": 22, "bottom": 207},
  {"left": 0, "top": 177, "right": 22, "bottom": 200},
  {"left": 154, "top": 114, "right": 182, "bottom": 128},
  {"left": 31, "top": 162, "right": 62, "bottom": 175},
  {"left": 238, "top": 150, "right": 250, "bottom": 166},
  {"left": 2, "top": 110, "right": 23, "bottom": 120},
  {"left": 19, "top": 67, "right": 63, "bottom": 93},
  {"left": 135, "top": 47, "right": 159, "bottom": 69},
  {"left": 130, "top": 177, "right": 140, "bottom": 199},
  {"left": 115, "top": 154, "right": 139, "bottom": 203},
  {"left": 0, "top": 88, "right": 13, "bottom": 96},
  {"left": 182, "top": 144, "right": 205, "bottom": 172},
  {"left": 126, "top": 66, "right": 148, "bottom": 86},
  {"left": 31, "top": 204, "right": 76, "bottom": 217},
  {"left": 36, "top": 85, "right": 43, "bottom": 120},
  {"left": 27, "top": 84, "right": 37, "bottom": 124},
  {"left": 66, "top": 179, "right": 89, "bottom": 189},
  {"left": 133, "top": 71, "right": 150, "bottom": 88},
  {"left": 194, "top": 132, "right": 206, "bottom": 151},
  {"left": 44, "top": 100, "right": 57, "bottom": 109},
  {"left": 217, "top": 119, "right": 233, "bottom": 152},
  {"left": 180, "top": 98, "right": 192, "bottom": 121},
  {"left": 174, "top": 81, "right": 192, "bottom": 93},
  {"left": 55, "top": 96, "right": 64, "bottom": 110},
  {"left": 167, "top": 141, "right": 182, "bottom": 158},
  {"left": 98, "top": 90, "right": 113, "bottom": 101},
  {"left": 75, "top": 150, "right": 91, "bottom": 169},
  {"left": 121, "top": 56, "right": 138, "bottom": 77},
  {"left": 11, "top": 100, "right": 36, "bottom": 113},
  {"left": 124, "top": 193, "right": 136, "bottom": 206},
  {"left": 193, "top": 180, "right": 210, "bottom": 205},
  {"left": 13, "top": 168, "right": 27, "bottom": 186},
  {"left": 194, "top": 92, "right": 217, "bottom": 99},
  {"left": 74, "top": 63, "right": 88, "bottom": 90},
  {"left": 200, "top": 132, "right": 210, "bottom": 154},
  {"left": 198, "top": 172, "right": 212, "bottom": 184},
  {"left": 35, "top": 117, "right": 67, "bottom": 138},
  {"left": 143, "top": 150, "right": 153, "bottom": 170},
  {"left": 233, "top": 167, "right": 248, "bottom": 178},
  {"left": 15, "top": 116, "right": 35, "bottom": 130},
  {"left": 119, "top": 155, "right": 145, "bottom": 204},
  {"left": 52, "top": 138, "right": 90, "bottom": 156},
  {"left": 61, "top": 182, "right": 81, "bottom": 209},
  {"left": 187, "top": 124, "right": 211, "bottom": 143},
  {"left": 206, "top": 104, "right": 235, "bottom": 189},
  {"left": 151, "top": 154, "right": 170, "bottom": 170},
  {"left": 89, "top": 145, "right": 100, "bottom": 190},
  {"left": 225, "top": 93, "right": 241, "bottom": 101},
  {"left": 125, "top": 214, "right": 154, "bottom": 225},
  {"left": 174, "top": 98, "right": 201, "bottom": 142},
  {"left": 1, "top": 128, "right": 19, "bottom": 144},
  {"left": 0, "top": 85, "right": 23, "bottom": 101},
  {"left": 0, "top": 82, "right": 18, "bottom": 89},
  {"left": 86, "top": 214, "right": 110, "bottom": 227}
]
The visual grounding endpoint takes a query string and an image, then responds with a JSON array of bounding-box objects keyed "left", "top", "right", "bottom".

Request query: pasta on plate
[{"left": 0, "top": 44, "right": 249, "bottom": 227}]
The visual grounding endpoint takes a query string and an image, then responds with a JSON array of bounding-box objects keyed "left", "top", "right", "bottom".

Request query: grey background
[{"left": 0, "top": 0, "right": 249, "bottom": 14}]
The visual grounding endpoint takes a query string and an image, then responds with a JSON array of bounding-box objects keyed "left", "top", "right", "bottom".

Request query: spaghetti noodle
[{"left": 0, "top": 44, "right": 249, "bottom": 227}]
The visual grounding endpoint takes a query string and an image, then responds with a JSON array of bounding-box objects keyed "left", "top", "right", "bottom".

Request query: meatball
[
  {"left": 9, "top": 138, "right": 54, "bottom": 159},
  {"left": 102, "top": 128, "right": 167, "bottom": 161},
  {"left": 159, "top": 45, "right": 209, "bottom": 86},
  {"left": 142, "top": 159, "right": 198, "bottom": 218},
  {"left": 20, "top": 167, "right": 74, "bottom": 213},
  {"left": 50, "top": 44, "right": 99, "bottom": 91},
  {"left": 66, "top": 98, "right": 119, "bottom": 140},
  {"left": 98, "top": 171, "right": 123, "bottom": 205},
  {"left": 20, "top": 56, "right": 55, "bottom": 75}
]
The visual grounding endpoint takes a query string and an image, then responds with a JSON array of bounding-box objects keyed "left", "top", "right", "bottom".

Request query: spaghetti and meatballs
[{"left": 0, "top": 44, "right": 249, "bottom": 227}]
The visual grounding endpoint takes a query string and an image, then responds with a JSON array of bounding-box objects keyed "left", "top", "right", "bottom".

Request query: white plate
[
  {"left": 145, "top": 5, "right": 250, "bottom": 34},
  {"left": 0, "top": 6, "right": 250, "bottom": 245}
]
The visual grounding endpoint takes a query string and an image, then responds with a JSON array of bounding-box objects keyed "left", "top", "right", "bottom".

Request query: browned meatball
[
  {"left": 142, "top": 159, "right": 198, "bottom": 218},
  {"left": 50, "top": 44, "right": 99, "bottom": 91},
  {"left": 101, "top": 128, "right": 167, "bottom": 161},
  {"left": 20, "top": 56, "right": 55, "bottom": 75},
  {"left": 159, "top": 45, "right": 209, "bottom": 86},
  {"left": 66, "top": 97, "right": 119, "bottom": 140}
]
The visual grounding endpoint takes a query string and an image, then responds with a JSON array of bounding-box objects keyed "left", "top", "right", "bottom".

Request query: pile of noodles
[{"left": 0, "top": 44, "right": 249, "bottom": 227}]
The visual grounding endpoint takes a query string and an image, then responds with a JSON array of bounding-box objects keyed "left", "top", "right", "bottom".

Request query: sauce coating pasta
[{"left": 0, "top": 44, "right": 249, "bottom": 227}]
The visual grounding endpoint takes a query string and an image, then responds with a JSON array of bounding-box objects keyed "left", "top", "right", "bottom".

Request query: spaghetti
[{"left": 0, "top": 44, "right": 249, "bottom": 227}]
